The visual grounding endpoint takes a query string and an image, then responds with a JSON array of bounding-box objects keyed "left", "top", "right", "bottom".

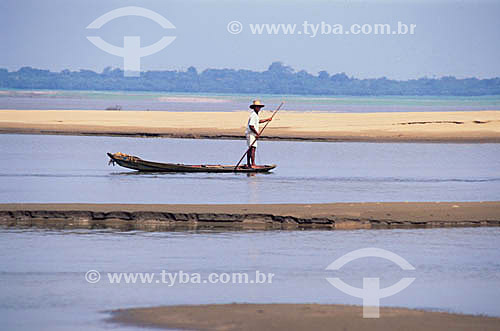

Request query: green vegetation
[{"left": 1, "top": 62, "right": 499, "bottom": 96}]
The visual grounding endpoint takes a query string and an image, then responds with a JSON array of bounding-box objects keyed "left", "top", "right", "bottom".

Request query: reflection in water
[{"left": 247, "top": 173, "right": 260, "bottom": 203}]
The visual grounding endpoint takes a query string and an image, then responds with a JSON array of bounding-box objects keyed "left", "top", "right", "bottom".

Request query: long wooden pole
[{"left": 234, "top": 101, "right": 284, "bottom": 169}]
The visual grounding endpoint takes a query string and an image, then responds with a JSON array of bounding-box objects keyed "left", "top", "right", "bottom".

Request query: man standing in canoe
[{"left": 246, "top": 100, "right": 272, "bottom": 168}]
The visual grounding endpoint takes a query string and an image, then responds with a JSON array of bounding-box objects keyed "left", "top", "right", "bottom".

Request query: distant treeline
[{"left": 1, "top": 62, "right": 499, "bottom": 96}]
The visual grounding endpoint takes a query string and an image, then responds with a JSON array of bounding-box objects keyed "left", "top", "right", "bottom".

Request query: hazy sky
[{"left": 1, "top": 0, "right": 499, "bottom": 79}]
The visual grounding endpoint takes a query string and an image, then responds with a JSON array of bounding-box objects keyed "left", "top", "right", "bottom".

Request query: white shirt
[{"left": 246, "top": 111, "right": 259, "bottom": 136}]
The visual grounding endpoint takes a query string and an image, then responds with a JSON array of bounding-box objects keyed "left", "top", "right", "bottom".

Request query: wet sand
[
  {"left": 1, "top": 110, "right": 500, "bottom": 142},
  {"left": 110, "top": 303, "right": 500, "bottom": 331},
  {"left": 1, "top": 202, "right": 499, "bottom": 230}
]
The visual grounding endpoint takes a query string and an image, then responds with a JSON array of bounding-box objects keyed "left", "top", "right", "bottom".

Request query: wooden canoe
[{"left": 107, "top": 153, "right": 276, "bottom": 173}]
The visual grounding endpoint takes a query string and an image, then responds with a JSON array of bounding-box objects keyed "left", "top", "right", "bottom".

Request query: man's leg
[
  {"left": 245, "top": 134, "right": 252, "bottom": 167},
  {"left": 246, "top": 148, "right": 252, "bottom": 167},
  {"left": 250, "top": 147, "right": 256, "bottom": 167}
]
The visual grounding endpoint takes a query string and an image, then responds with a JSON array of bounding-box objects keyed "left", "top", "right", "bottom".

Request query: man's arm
[
  {"left": 259, "top": 117, "right": 272, "bottom": 123},
  {"left": 249, "top": 125, "right": 259, "bottom": 136}
]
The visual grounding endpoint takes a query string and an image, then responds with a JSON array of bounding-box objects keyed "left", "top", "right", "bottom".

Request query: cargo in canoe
[{"left": 107, "top": 153, "right": 276, "bottom": 173}]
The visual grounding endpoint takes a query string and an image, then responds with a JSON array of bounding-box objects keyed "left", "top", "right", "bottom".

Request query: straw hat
[{"left": 249, "top": 100, "right": 265, "bottom": 109}]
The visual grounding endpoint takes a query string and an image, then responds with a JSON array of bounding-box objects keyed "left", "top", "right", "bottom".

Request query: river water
[
  {"left": 0, "top": 134, "right": 499, "bottom": 203},
  {"left": 1, "top": 227, "right": 500, "bottom": 331},
  {"left": 2, "top": 90, "right": 500, "bottom": 112},
  {"left": 1, "top": 134, "right": 500, "bottom": 330}
]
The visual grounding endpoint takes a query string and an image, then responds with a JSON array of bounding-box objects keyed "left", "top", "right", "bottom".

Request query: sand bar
[
  {"left": 1, "top": 110, "right": 500, "bottom": 142},
  {"left": 1, "top": 202, "right": 499, "bottom": 230},
  {"left": 110, "top": 303, "right": 500, "bottom": 331}
]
